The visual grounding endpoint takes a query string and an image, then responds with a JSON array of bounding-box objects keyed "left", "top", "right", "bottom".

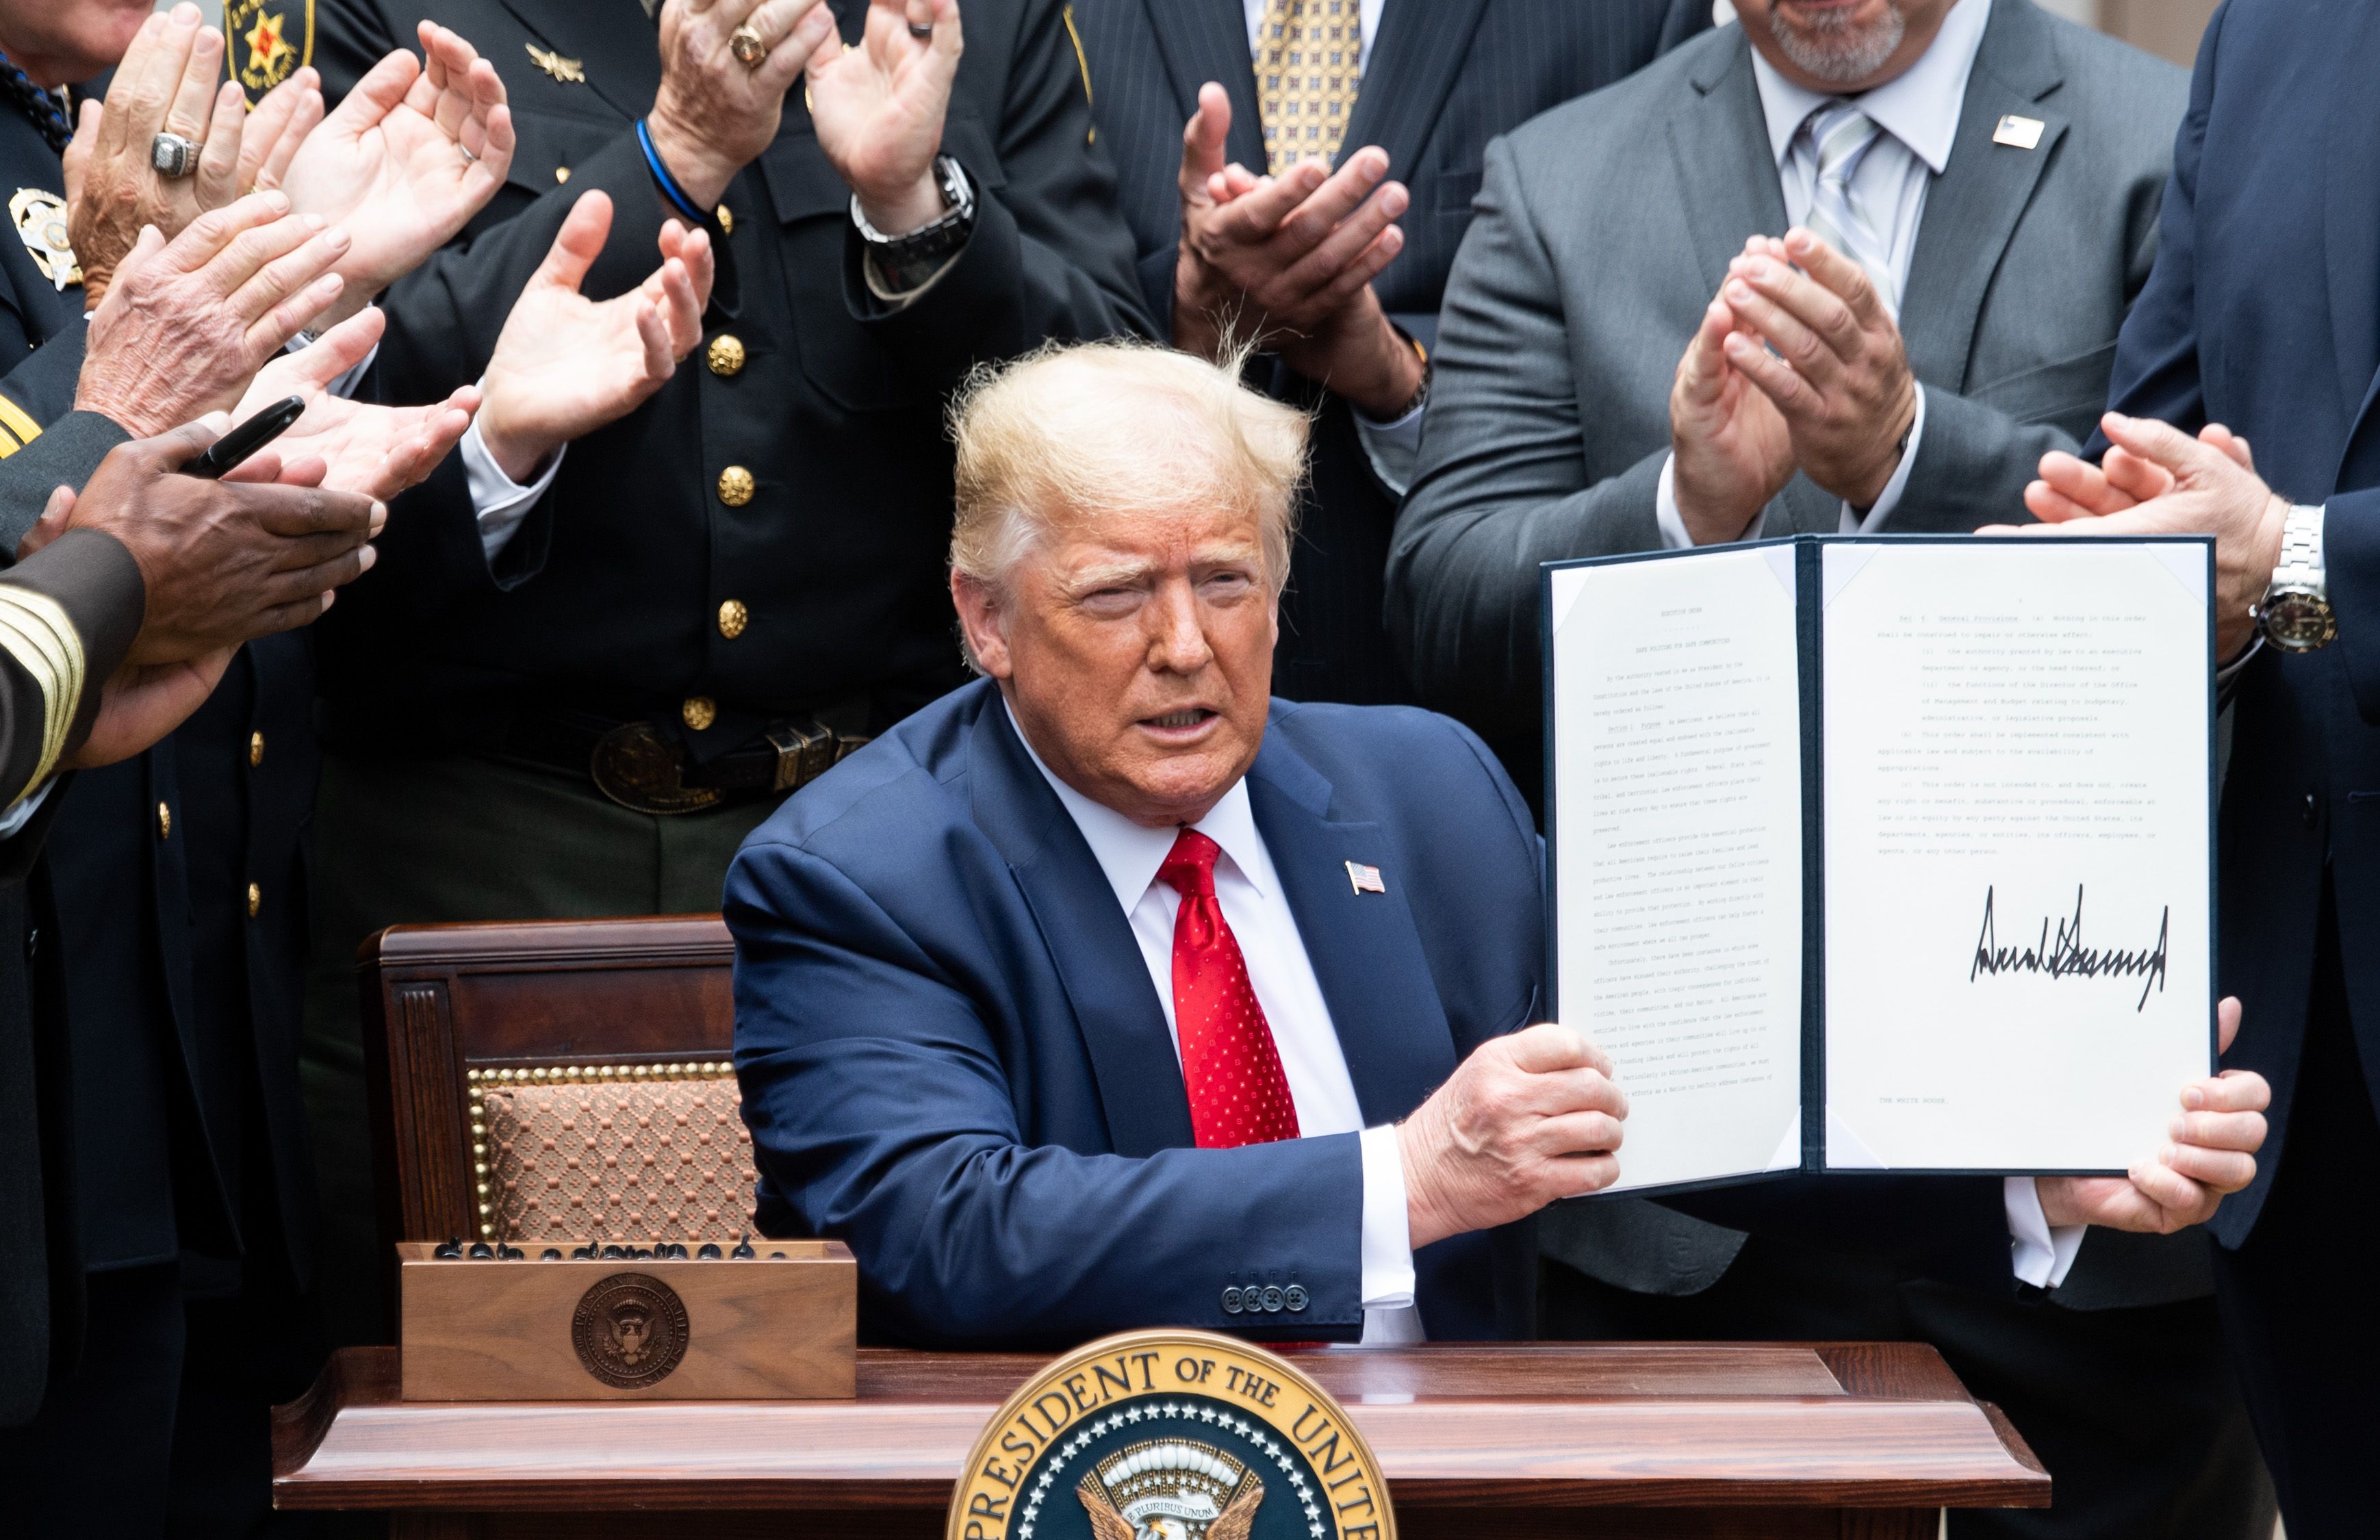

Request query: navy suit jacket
[
  {"left": 2097, "top": 0, "right": 2380, "bottom": 1246},
  {"left": 1069, "top": 0, "right": 1707, "bottom": 706},
  {"left": 727, "top": 679, "right": 2010, "bottom": 1346},
  {"left": 726, "top": 680, "right": 1545, "bottom": 1346}
]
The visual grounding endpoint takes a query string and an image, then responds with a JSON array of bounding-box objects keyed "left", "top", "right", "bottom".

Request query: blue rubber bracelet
[{"left": 636, "top": 118, "right": 708, "bottom": 223}]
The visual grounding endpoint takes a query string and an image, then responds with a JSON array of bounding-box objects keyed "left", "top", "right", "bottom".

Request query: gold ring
[{"left": 728, "top": 24, "right": 768, "bottom": 67}]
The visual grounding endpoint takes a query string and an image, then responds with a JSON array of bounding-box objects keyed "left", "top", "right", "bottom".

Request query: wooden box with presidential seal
[
  {"left": 395, "top": 1235, "right": 857, "bottom": 1400},
  {"left": 952, "top": 1334, "right": 1392, "bottom": 1540}
]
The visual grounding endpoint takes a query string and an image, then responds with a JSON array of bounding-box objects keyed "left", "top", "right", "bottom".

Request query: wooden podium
[{"left": 273, "top": 1341, "right": 2047, "bottom": 1539}]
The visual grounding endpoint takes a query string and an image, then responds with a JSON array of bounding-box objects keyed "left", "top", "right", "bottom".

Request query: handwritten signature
[{"left": 1969, "top": 886, "right": 2170, "bottom": 1012}]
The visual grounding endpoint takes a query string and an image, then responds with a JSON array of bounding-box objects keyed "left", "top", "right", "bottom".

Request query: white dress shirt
[
  {"left": 1654, "top": 0, "right": 1990, "bottom": 550},
  {"left": 1008, "top": 704, "right": 1424, "bottom": 1342}
]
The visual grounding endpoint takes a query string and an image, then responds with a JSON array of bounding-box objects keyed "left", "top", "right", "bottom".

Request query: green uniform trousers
[{"left": 299, "top": 749, "right": 783, "bottom": 1346}]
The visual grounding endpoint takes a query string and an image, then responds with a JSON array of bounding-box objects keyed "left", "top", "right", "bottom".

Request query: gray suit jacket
[
  {"left": 1391, "top": 0, "right": 2212, "bottom": 1310},
  {"left": 1387, "top": 0, "right": 2184, "bottom": 749}
]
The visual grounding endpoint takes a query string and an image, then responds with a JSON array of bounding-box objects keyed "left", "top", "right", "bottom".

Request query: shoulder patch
[{"left": 227, "top": 0, "right": 315, "bottom": 103}]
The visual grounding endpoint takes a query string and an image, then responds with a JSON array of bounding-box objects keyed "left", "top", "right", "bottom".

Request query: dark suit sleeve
[
  {"left": 0, "top": 324, "right": 85, "bottom": 437},
  {"left": 2098, "top": 4, "right": 2224, "bottom": 451},
  {"left": 309, "top": 0, "right": 403, "bottom": 102},
  {"left": 841, "top": 0, "right": 1155, "bottom": 383},
  {"left": 0, "top": 528, "right": 144, "bottom": 806},
  {"left": 1386, "top": 136, "right": 1672, "bottom": 739},
  {"left": 726, "top": 837, "right": 1367, "bottom": 1348},
  {"left": 0, "top": 411, "right": 130, "bottom": 563}
]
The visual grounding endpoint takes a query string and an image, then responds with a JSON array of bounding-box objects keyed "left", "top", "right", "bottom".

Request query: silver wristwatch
[{"left": 2254, "top": 503, "right": 2336, "bottom": 652}]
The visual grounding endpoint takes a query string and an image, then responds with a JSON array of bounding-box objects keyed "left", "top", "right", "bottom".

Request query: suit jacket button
[
  {"left": 706, "top": 335, "right": 745, "bottom": 377},
  {"left": 683, "top": 696, "right": 717, "bottom": 732},
  {"left": 554, "top": 166, "right": 570, "bottom": 183},
  {"left": 2305, "top": 791, "right": 2318, "bottom": 828},
  {"left": 1283, "top": 1284, "right": 1308, "bottom": 1312},
  {"left": 156, "top": 801, "right": 171, "bottom": 840},
  {"left": 717, "top": 203, "right": 734, "bottom": 234},
  {"left": 1259, "top": 1285, "right": 1285, "bottom": 1313},
  {"left": 718, "top": 599, "right": 749, "bottom": 639},
  {"left": 246, "top": 882, "right": 261, "bottom": 919},
  {"left": 1220, "top": 1286, "right": 1243, "bottom": 1314},
  {"left": 717, "top": 465, "right": 755, "bottom": 506},
  {"left": 248, "top": 731, "right": 264, "bottom": 767}
]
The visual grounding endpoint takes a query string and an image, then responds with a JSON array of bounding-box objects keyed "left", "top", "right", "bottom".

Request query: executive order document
[{"left": 1544, "top": 537, "right": 2213, "bottom": 1193}]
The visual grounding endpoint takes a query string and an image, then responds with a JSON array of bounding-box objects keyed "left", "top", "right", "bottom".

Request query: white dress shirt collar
[
  {"left": 1748, "top": 0, "right": 1991, "bottom": 176},
  {"left": 1003, "top": 700, "right": 1275, "bottom": 912}
]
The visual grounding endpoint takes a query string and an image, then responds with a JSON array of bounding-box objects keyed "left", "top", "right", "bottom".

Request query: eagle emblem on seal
[{"left": 1077, "top": 1441, "right": 1264, "bottom": 1540}]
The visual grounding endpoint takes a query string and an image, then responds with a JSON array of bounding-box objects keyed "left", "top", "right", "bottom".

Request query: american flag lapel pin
[{"left": 1344, "top": 860, "right": 1385, "bottom": 895}]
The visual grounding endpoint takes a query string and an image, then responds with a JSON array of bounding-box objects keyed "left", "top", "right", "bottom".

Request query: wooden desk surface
[{"left": 274, "top": 1342, "right": 2047, "bottom": 1517}]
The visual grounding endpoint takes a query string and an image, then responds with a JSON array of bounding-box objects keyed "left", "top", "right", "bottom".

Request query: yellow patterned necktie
[{"left": 1254, "top": 0, "right": 1362, "bottom": 176}]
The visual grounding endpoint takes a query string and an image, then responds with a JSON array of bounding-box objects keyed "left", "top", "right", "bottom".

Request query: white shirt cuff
[
  {"left": 1351, "top": 399, "right": 1425, "bottom": 496},
  {"left": 460, "top": 409, "right": 567, "bottom": 565},
  {"left": 2004, "top": 1175, "right": 2086, "bottom": 1290},
  {"left": 284, "top": 317, "right": 380, "bottom": 400},
  {"left": 0, "top": 777, "right": 54, "bottom": 838},
  {"left": 2217, "top": 632, "right": 2265, "bottom": 686},
  {"left": 1842, "top": 386, "right": 1926, "bottom": 534},
  {"left": 1358, "top": 1122, "right": 1416, "bottom": 1307},
  {"left": 1655, "top": 454, "right": 1701, "bottom": 550}
]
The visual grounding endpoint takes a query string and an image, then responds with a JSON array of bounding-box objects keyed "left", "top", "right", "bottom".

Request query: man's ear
[{"left": 951, "top": 569, "right": 1014, "bottom": 680}]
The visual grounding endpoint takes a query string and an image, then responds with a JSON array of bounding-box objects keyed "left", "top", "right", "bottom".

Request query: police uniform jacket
[
  {"left": 0, "top": 74, "right": 324, "bottom": 1373},
  {"left": 310, "top": 0, "right": 1151, "bottom": 760}
]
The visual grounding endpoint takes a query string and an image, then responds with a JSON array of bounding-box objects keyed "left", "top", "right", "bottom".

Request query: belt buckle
[
  {"left": 767, "top": 721, "right": 838, "bottom": 793},
  {"left": 590, "top": 721, "right": 726, "bottom": 815}
]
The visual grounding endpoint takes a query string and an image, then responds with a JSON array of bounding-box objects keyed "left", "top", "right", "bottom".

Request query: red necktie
[{"left": 1160, "top": 828, "right": 1301, "bottom": 1149}]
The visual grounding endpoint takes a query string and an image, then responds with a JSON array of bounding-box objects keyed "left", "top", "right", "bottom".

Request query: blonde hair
[{"left": 948, "top": 339, "right": 1310, "bottom": 604}]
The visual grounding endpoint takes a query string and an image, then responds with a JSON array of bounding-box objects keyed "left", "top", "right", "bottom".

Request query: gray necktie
[{"left": 1799, "top": 101, "right": 1899, "bottom": 316}]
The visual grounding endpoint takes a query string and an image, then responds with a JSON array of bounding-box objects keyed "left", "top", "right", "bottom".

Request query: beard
[{"left": 1769, "top": 0, "right": 1908, "bottom": 84}]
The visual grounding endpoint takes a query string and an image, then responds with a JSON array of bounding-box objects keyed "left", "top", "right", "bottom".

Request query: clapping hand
[
  {"left": 274, "top": 22, "right": 516, "bottom": 329},
  {"left": 64, "top": 5, "right": 324, "bottom": 303},
  {"left": 1713, "top": 229, "right": 1917, "bottom": 511},
  {"left": 1669, "top": 240, "right": 1797, "bottom": 544},
  {"left": 648, "top": 0, "right": 838, "bottom": 212},
  {"left": 2038, "top": 998, "right": 2270, "bottom": 1233},
  {"left": 1997, "top": 413, "right": 2288, "bottom": 659},
  {"left": 77, "top": 191, "right": 353, "bottom": 439},
  {"left": 476, "top": 192, "right": 713, "bottom": 485},
  {"left": 809, "top": 0, "right": 965, "bottom": 236},
  {"left": 1170, "top": 84, "right": 1420, "bottom": 418},
  {"left": 234, "top": 309, "right": 480, "bottom": 502}
]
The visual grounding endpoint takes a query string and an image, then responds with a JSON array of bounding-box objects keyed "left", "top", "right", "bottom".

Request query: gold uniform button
[
  {"left": 706, "top": 334, "right": 745, "bottom": 377},
  {"left": 246, "top": 882, "right": 262, "bottom": 919},
  {"left": 156, "top": 802, "right": 171, "bottom": 840},
  {"left": 248, "top": 731, "right": 264, "bottom": 768},
  {"left": 717, "top": 465, "right": 755, "bottom": 506},
  {"left": 718, "top": 599, "right": 749, "bottom": 639},
  {"left": 716, "top": 203, "right": 734, "bottom": 234},
  {"left": 682, "top": 697, "right": 717, "bottom": 732},
  {"left": 554, "top": 165, "right": 571, "bottom": 183}
]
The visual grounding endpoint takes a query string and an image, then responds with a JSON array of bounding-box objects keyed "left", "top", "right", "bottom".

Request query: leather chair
[{"left": 362, "top": 916, "right": 760, "bottom": 1274}]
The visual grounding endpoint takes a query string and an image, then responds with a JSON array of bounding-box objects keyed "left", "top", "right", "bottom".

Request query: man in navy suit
[
  {"left": 727, "top": 340, "right": 2267, "bottom": 1347},
  {"left": 1999, "top": 3, "right": 2380, "bottom": 1530},
  {"left": 1069, "top": 0, "right": 1708, "bottom": 706}
]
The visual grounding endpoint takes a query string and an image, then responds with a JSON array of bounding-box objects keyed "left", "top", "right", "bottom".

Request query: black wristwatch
[{"left": 854, "top": 155, "right": 977, "bottom": 294}]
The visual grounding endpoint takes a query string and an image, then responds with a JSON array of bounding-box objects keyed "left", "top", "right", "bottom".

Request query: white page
[
  {"left": 1548, "top": 549, "right": 1805, "bottom": 1192},
  {"left": 1821, "top": 542, "right": 2212, "bottom": 1171}
]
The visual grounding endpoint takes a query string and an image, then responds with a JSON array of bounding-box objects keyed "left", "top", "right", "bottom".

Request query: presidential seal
[
  {"left": 9, "top": 190, "right": 77, "bottom": 292},
  {"left": 570, "top": 1272, "right": 689, "bottom": 1389},
  {"left": 950, "top": 1333, "right": 1393, "bottom": 1540},
  {"left": 227, "top": 0, "right": 314, "bottom": 100}
]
